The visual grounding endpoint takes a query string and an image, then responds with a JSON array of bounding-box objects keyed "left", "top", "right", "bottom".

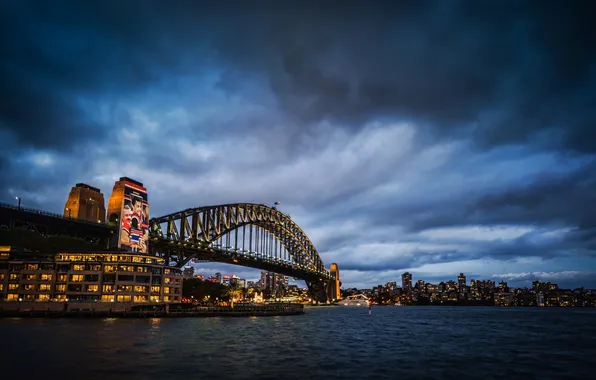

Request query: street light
[
  {"left": 15, "top": 196, "right": 21, "bottom": 209},
  {"left": 65, "top": 207, "right": 71, "bottom": 218}
]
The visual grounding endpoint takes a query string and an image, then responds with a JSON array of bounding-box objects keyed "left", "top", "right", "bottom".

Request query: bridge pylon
[{"left": 306, "top": 278, "right": 336, "bottom": 304}]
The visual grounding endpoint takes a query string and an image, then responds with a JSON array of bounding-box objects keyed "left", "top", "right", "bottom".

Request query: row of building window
[
  {"left": 4, "top": 294, "right": 179, "bottom": 302},
  {"left": 55, "top": 254, "right": 166, "bottom": 265},
  {"left": 6, "top": 265, "right": 172, "bottom": 274},
  {"left": 1, "top": 273, "right": 180, "bottom": 284},
  {"left": 0, "top": 283, "right": 178, "bottom": 293}
]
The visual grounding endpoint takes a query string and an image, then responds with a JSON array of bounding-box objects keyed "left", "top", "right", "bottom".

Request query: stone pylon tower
[
  {"left": 328, "top": 263, "right": 341, "bottom": 301},
  {"left": 63, "top": 183, "right": 106, "bottom": 223},
  {"left": 106, "top": 177, "right": 149, "bottom": 253}
]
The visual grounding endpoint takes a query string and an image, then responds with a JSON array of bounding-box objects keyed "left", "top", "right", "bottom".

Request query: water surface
[{"left": 2, "top": 306, "right": 595, "bottom": 379}]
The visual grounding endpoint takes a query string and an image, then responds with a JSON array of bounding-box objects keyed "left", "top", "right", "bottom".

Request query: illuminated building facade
[
  {"left": 106, "top": 177, "right": 150, "bottom": 253},
  {"left": 63, "top": 183, "right": 106, "bottom": 223},
  {"left": 0, "top": 247, "right": 182, "bottom": 303},
  {"left": 458, "top": 273, "right": 467, "bottom": 291},
  {"left": 402, "top": 272, "right": 413, "bottom": 293}
]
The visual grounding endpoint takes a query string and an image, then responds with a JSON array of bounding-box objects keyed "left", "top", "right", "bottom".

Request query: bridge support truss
[{"left": 149, "top": 203, "right": 335, "bottom": 302}]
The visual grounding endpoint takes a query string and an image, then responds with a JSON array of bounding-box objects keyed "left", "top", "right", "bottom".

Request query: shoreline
[
  {"left": 0, "top": 301, "right": 305, "bottom": 318},
  {"left": 0, "top": 309, "right": 304, "bottom": 318}
]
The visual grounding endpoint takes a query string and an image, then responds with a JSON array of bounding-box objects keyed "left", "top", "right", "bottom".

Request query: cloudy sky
[{"left": 1, "top": 0, "right": 595, "bottom": 289}]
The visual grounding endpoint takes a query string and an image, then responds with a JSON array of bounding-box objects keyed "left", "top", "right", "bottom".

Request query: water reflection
[{"left": 0, "top": 307, "right": 595, "bottom": 379}]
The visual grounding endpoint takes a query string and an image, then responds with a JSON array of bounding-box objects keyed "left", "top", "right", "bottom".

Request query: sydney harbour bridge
[{"left": 0, "top": 201, "right": 340, "bottom": 302}]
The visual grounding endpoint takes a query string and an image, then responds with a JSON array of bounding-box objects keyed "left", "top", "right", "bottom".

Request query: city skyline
[{"left": 1, "top": 2, "right": 595, "bottom": 290}]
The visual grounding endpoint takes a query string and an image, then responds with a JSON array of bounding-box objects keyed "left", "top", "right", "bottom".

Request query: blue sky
[{"left": 1, "top": 0, "right": 595, "bottom": 289}]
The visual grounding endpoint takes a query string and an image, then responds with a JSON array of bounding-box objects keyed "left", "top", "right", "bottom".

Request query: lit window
[
  {"left": 72, "top": 264, "right": 85, "bottom": 271},
  {"left": 8, "top": 284, "right": 19, "bottom": 290},
  {"left": 41, "top": 274, "right": 53, "bottom": 281},
  {"left": 70, "top": 275, "right": 83, "bottom": 282},
  {"left": 39, "top": 284, "right": 51, "bottom": 291},
  {"left": 86, "top": 285, "right": 99, "bottom": 292}
]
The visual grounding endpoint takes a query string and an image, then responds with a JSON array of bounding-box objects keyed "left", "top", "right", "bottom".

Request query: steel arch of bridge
[{"left": 148, "top": 203, "right": 332, "bottom": 284}]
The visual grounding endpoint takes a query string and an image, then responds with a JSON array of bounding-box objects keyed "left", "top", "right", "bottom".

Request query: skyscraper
[
  {"left": 402, "top": 272, "right": 413, "bottom": 293},
  {"left": 458, "top": 273, "right": 467, "bottom": 291}
]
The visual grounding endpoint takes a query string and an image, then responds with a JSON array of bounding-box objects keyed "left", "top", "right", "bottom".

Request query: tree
[
  {"left": 223, "top": 283, "right": 243, "bottom": 308},
  {"left": 182, "top": 278, "right": 224, "bottom": 302}
]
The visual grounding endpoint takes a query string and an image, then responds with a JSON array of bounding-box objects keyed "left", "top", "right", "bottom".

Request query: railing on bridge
[{"left": 0, "top": 201, "right": 112, "bottom": 228}]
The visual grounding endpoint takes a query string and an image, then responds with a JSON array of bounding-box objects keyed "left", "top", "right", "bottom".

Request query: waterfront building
[
  {"left": 402, "top": 272, "right": 412, "bottom": 293},
  {"left": 63, "top": 183, "right": 106, "bottom": 223},
  {"left": 0, "top": 246, "right": 182, "bottom": 303},
  {"left": 458, "top": 273, "right": 466, "bottom": 291}
]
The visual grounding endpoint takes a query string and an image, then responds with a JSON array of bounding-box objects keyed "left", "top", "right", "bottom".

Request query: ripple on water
[{"left": 1, "top": 307, "right": 596, "bottom": 379}]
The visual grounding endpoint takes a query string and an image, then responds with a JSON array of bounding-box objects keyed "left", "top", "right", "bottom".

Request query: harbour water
[{"left": 1, "top": 306, "right": 595, "bottom": 379}]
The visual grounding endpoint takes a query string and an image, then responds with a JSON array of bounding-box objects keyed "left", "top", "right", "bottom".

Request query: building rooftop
[
  {"left": 75, "top": 183, "right": 101, "bottom": 193},
  {"left": 119, "top": 177, "right": 144, "bottom": 187}
]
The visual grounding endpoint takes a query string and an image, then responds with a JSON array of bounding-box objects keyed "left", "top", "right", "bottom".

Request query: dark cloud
[
  {"left": 1, "top": 0, "right": 596, "bottom": 287},
  {"left": 474, "top": 160, "right": 596, "bottom": 230}
]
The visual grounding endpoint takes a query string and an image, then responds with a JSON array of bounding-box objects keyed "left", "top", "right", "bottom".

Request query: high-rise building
[
  {"left": 458, "top": 273, "right": 467, "bottom": 291},
  {"left": 231, "top": 278, "right": 246, "bottom": 288},
  {"left": 106, "top": 177, "right": 149, "bottom": 253},
  {"left": 402, "top": 272, "right": 413, "bottom": 293},
  {"left": 215, "top": 272, "right": 222, "bottom": 284},
  {"left": 259, "top": 271, "right": 288, "bottom": 292},
  {"left": 63, "top": 183, "right": 106, "bottom": 223}
]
